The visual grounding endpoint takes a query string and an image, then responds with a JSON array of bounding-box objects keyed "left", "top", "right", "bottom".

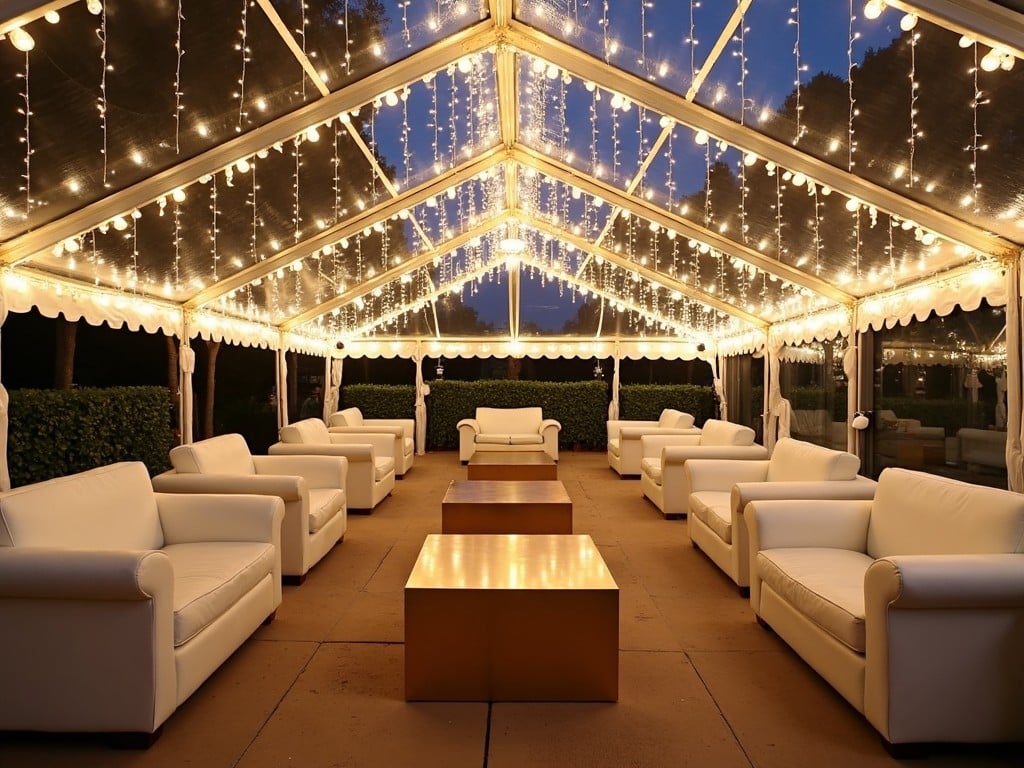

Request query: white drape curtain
[
  {"left": 713, "top": 355, "right": 728, "bottom": 423},
  {"left": 276, "top": 347, "right": 288, "bottom": 430},
  {"left": 608, "top": 355, "right": 621, "bottom": 420},
  {"left": 414, "top": 351, "right": 428, "bottom": 455},
  {"left": 325, "top": 357, "right": 342, "bottom": 422},
  {"left": 765, "top": 339, "right": 791, "bottom": 452},
  {"left": 842, "top": 341, "right": 858, "bottom": 454},
  {"left": 179, "top": 340, "right": 196, "bottom": 445},
  {"left": 1005, "top": 257, "right": 1022, "bottom": 492},
  {"left": 0, "top": 290, "right": 9, "bottom": 490}
]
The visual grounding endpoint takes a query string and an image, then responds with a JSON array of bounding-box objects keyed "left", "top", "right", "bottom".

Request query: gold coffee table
[
  {"left": 441, "top": 479, "right": 572, "bottom": 534},
  {"left": 405, "top": 533, "right": 619, "bottom": 701},
  {"left": 467, "top": 450, "right": 557, "bottom": 481}
]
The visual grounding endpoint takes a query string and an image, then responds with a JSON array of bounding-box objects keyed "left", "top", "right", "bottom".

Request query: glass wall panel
[{"left": 779, "top": 335, "right": 848, "bottom": 450}]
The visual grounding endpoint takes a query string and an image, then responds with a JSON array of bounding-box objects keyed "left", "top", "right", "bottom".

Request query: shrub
[
  {"left": 341, "top": 384, "right": 416, "bottom": 420},
  {"left": 8, "top": 386, "right": 174, "bottom": 486},
  {"left": 618, "top": 384, "right": 715, "bottom": 425}
]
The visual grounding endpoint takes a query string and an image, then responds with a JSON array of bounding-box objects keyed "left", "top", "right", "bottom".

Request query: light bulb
[
  {"left": 899, "top": 13, "right": 917, "bottom": 31},
  {"left": 87, "top": 0, "right": 103, "bottom": 14},
  {"left": 44, "top": 10, "right": 60, "bottom": 23},
  {"left": 112, "top": 216, "right": 129, "bottom": 231},
  {"left": 235, "top": 158, "right": 251, "bottom": 174},
  {"left": 958, "top": 34, "right": 974, "bottom": 48},
  {"left": 305, "top": 126, "right": 320, "bottom": 142},
  {"left": 384, "top": 90, "right": 398, "bottom": 107},
  {"left": 694, "top": 130, "right": 709, "bottom": 145},
  {"left": 1001, "top": 53, "right": 1016, "bottom": 71},
  {"left": 980, "top": 49, "right": 1002, "bottom": 71},
  {"left": 863, "top": 0, "right": 885, "bottom": 21},
  {"left": 172, "top": 188, "right": 187, "bottom": 202},
  {"left": 8, "top": 27, "right": 35, "bottom": 52}
]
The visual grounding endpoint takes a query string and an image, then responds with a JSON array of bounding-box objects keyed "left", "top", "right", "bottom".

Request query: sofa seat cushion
[
  {"left": 308, "top": 488, "right": 344, "bottom": 534},
  {"left": 690, "top": 491, "right": 733, "bottom": 543},
  {"left": 641, "top": 458, "right": 662, "bottom": 485},
  {"left": 164, "top": 541, "right": 277, "bottom": 647},
  {"left": 508, "top": 433, "right": 544, "bottom": 446},
  {"left": 477, "top": 407, "right": 543, "bottom": 434},
  {"left": 374, "top": 456, "right": 396, "bottom": 482},
  {"left": 476, "top": 433, "right": 512, "bottom": 445},
  {"left": 758, "top": 547, "right": 873, "bottom": 653}
]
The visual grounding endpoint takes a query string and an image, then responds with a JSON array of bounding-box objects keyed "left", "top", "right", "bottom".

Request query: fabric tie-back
[
  {"left": 1005, "top": 259, "right": 1022, "bottom": 492},
  {"left": 713, "top": 355, "right": 727, "bottom": 423},
  {"left": 607, "top": 356, "right": 620, "bottom": 420},
  {"left": 414, "top": 355, "right": 427, "bottom": 455},
  {"left": 276, "top": 348, "right": 289, "bottom": 429},
  {"left": 0, "top": 290, "right": 9, "bottom": 490},
  {"left": 179, "top": 342, "right": 196, "bottom": 444},
  {"left": 325, "top": 358, "right": 343, "bottom": 422},
  {"left": 765, "top": 341, "right": 791, "bottom": 452}
]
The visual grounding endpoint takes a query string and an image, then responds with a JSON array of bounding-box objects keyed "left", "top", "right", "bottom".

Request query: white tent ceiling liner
[{"left": 0, "top": 0, "right": 1021, "bottom": 359}]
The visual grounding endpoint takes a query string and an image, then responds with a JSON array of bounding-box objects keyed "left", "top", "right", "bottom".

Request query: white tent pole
[
  {"left": 276, "top": 340, "right": 289, "bottom": 430},
  {"left": 0, "top": 286, "right": 10, "bottom": 490},
  {"left": 179, "top": 312, "right": 195, "bottom": 445}
]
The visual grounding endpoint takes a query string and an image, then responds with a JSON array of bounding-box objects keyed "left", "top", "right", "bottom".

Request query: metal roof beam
[{"left": 887, "top": 0, "right": 1024, "bottom": 59}]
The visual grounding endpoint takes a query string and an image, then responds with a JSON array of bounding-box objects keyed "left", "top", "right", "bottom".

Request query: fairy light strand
[
  {"left": 18, "top": 53, "right": 30, "bottom": 221},
  {"left": 907, "top": 26, "right": 918, "bottom": 187},
  {"left": 174, "top": 0, "right": 184, "bottom": 153},
  {"left": 847, "top": 0, "right": 857, "bottom": 170},
  {"left": 236, "top": 0, "right": 250, "bottom": 134},
  {"left": 98, "top": 7, "right": 109, "bottom": 184},
  {"left": 210, "top": 175, "right": 219, "bottom": 280}
]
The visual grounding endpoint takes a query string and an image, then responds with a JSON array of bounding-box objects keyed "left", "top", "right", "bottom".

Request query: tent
[{"left": 0, "top": 0, "right": 1022, "bottom": 484}]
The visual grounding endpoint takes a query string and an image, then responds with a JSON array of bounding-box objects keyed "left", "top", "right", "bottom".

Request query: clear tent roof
[{"left": 0, "top": 0, "right": 1022, "bottom": 355}]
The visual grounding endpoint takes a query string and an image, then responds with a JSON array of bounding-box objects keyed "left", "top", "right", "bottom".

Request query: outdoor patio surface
[{"left": 1, "top": 451, "right": 1020, "bottom": 768}]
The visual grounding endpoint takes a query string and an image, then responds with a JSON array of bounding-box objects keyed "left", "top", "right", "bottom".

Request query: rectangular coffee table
[
  {"left": 467, "top": 450, "right": 557, "bottom": 481},
  {"left": 441, "top": 479, "right": 572, "bottom": 534},
  {"left": 405, "top": 533, "right": 619, "bottom": 701}
]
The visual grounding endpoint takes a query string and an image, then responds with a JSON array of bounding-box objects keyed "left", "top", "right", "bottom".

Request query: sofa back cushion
[
  {"left": 280, "top": 418, "right": 331, "bottom": 444},
  {"left": 477, "top": 407, "right": 542, "bottom": 434},
  {"left": 766, "top": 438, "right": 861, "bottom": 482},
  {"left": 868, "top": 468, "right": 1024, "bottom": 558},
  {"left": 0, "top": 462, "right": 163, "bottom": 550},
  {"left": 334, "top": 407, "right": 364, "bottom": 427},
  {"left": 699, "top": 419, "right": 756, "bottom": 446},
  {"left": 169, "top": 434, "right": 256, "bottom": 476},
  {"left": 659, "top": 409, "right": 695, "bottom": 429}
]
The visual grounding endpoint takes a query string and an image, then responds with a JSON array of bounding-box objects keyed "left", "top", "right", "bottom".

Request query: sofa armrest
[
  {"left": 0, "top": 548, "right": 173, "bottom": 600},
  {"left": 732, "top": 476, "right": 877, "bottom": 510},
  {"left": 457, "top": 418, "right": 481, "bottom": 435},
  {"left": 327, "top": 424, "right": 404, "bottom": 439},
  {"left": 746, "top": 499, "right": 872, "bottom": 552},
  {"left": 253, "top": 454, "right": 348, "bottom": 490},
  {"left": 662, "top": 444, "right": 768, "bottom": 466},
  {"left": 866, "top": 555, "right": 1024, "bottom": 609},
  {"left": 620, "top": 426, "right": 700, "bottom": 441},
  {"left": 641, "top": 433, "right": 702, "bottom": 457},
  {"left": 152, "top": 471, "right": 305, "bottom": 501},
  {"left": 270, "top": 441, "right": 371, "bottom": 465},
  {"left": 539, "top": 418, "right": 562, "bottom": 434},
  {"left": 156, "top": 493, "right": 285, "bottom": 544},
  {"left": 686, "top": 459, "right": 770, "bottom": 492},
  {"left": 321, "top": 432, "right": 394, "bottom": 456},
  {"left": 607, "top": 419, "right": 658, "bottom": 442},
  {"left": 365, "top": 418, "right": 414, "bottom": 439}
]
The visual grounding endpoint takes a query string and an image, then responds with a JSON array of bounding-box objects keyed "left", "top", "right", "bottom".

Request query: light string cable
[
  {"left": 210, "top": 174, "right": 219, "bottom": 282},
  {"left": 907, "top": 20, "right": 918, "bottom": 188},
  {"left": 790, "top": 0, "right": 806, "bottom": 144},
  {"left": 98, "top": 4, "right": 109, "bottom": 184},
  {"left": 968, "top": 43, "right": 985, "bottom": 216},
  {"left": 174, "top": 0, "right": 184, "bottom": 153},
  {"left": 18, "top": 50, "right": 30, "bottom": 221},
  {"left": 236, "top": 0, "right": 250, "bottom": 133},
  {"left": 247, "top": 155, "right": 259, "bottom": 318},
  {"left": 847, "top": 0, "right": 858, "bottom": 171},
  {"left": 300, "top": 0, "right": 308, "bottom": 100},
  {"left": 343, "top": 0, "right": 351, "bottom": 75}
]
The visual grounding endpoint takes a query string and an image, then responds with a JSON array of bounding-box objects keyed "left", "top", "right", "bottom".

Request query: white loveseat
[
  {"left": 328, "top": 407, "right": 415, "bottom": 476},
  {"left": 639, "top": 419, "right": 768, "bottom": 518},
  {"left": 606, "top": 408, "right": 701, "bottom": 476},
  {"left": 152, "top": 434, "right": 347, "bottom": 581},
  {"left": 271, "top": 418, "right": 396, "bottom": 512},
  {"left": 685, "top": 438, "right": 877, "bottom": 592},
  {"left": 457, "top": 406, "right": 561, "bottom": 462},
  {"left": 747, "top": 468, "right": 1024, "bottom": 751},
  {"left": 0, "top": 461, "right": 284, "bottom": 741}
]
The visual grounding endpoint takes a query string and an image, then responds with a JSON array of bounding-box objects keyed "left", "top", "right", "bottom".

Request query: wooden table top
[
  {"left": 468, "top": 451, "right": 556, "bottom": 467},
  {"left": 406, "top": 533, "right": 618, "bottom": 591},
  {"left": 442, "top": 479, "right": 571, "bottom": 505}
]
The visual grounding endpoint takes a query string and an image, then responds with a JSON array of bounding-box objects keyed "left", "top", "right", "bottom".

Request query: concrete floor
[{"left": 1, "top": 451, "right": 1020, "bottom": 767}]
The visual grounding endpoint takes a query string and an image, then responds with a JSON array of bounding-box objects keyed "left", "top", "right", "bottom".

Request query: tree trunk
[
  {"left": 203, "top": 340, "right": 220, "bottom": 439},
  {"left": 54, "top": 316, "right": 77, "bottom": 389},
  {"left": 166, "top": 335, "right": 181, "bottom": 444},
  {"left": 506, "top": 357, "right": 522, "bottom": 380}
]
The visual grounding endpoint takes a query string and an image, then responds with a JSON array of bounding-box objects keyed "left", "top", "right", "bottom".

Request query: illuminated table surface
[
  {"left": 404, "top": 534, "right": 619, "bottom": 702},
  {"left": 467, "top": 451, "right": 558, "bottom": 481},
  {"left": 441, "top": 480, "right": 572, "bottom": 534}
]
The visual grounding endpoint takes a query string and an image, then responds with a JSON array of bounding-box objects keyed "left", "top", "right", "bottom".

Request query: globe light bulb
[
  {"left": 980, "top": 49, "right": 1002, "bottom": 71},
  {"left": 8, "top": 27, "right": 35, "bottom": 52},
  {"left": 44, "top": 10, "right": 60, "bottom": 23},
  {"left": 863, "top": 0, "right": 885, "bottom": 21},
  {"left": 899, "top": 13, "right": 917, "bottom": 31},
  {"left": 958, "top": 34, "right": 974, "bottom": 48},
  {"left": 87, "top": 0, "right": 104, "bottom": 14}
]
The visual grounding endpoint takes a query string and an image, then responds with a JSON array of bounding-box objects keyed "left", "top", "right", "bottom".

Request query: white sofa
[
  {"left": 685, "top": 438, "right": 877, "bottom": 592},
  {"left": 639, "top": 419, "right": 768, "bottom": 518},
  {"left": 0, "top": 461, "right": 284, "bottom": 742},
  {"left": 271, "top": 419, "right": 396, "bottom": 512},
  {"left": 957, "top": 427, "right": 1006, "bottom": 471},
  {"left": 747, "top": 468, "right": 1024, "bottom": 751},
  {"left": 457, "top": 406, "right": 561, "bottom": 462},
  {"left": 789, "top": 408, "right": 848, "bottom": 451},
  {"left": 328, "top": 407, "right": 415, "bottom": 476},
  {"left": 152, "top": 434, "right": 347, "bottom": 581},
  {"left": 606, "top": 408, "right": 701, "bottom": 476}
]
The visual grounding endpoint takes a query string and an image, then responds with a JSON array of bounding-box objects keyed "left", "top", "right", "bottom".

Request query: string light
[
  {"left": 174, "top": 0, "right": 184, "bottom": 152},
  {"left": 17, "top": 51, "right": 31, "bottom": 221},
  {"left": 209, "top": 175, "right": 220, "bottom": 281},
  {"left": 98, "top": 6, "right": 109, "bottom": 185},
  {"left": 790, "top": 0, "right": 808, "bottom": 144},
  {"left": 235, "top": 0, "right": 251, "bottom": 133},
  {"left": 907, "top": 23, "right": 919, "bottom": 188},
  {"left": 847, "top": 0, "right": 858, "bottom": 171}
]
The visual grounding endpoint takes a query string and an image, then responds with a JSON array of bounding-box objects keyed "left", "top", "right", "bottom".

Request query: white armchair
[
  {"left": 456, "top": 406, "right": 561, "bottom": 462},
  {"left": 328, "top": 407, "right": 415, "bottom": 476},
  {"left": 606, "top": 408, "right": 701, "bottom": 476},
  {"left": 684, "top": 438, "right": 877, "bottom": 592},
  {"left": 270, "top": 419, "right": 396, "bottom": 512},
  {"left": 0, "top": 462, "right": 284, "bottom": 742},
  {"left": 639, "top": 419, "right": 768, "bottom": 518},
  {"left": 746, "top": 468, "right": 1024, "bottom": 752},
  {"left": 152, "top": 433, "right": 347, "bottom": 581}
]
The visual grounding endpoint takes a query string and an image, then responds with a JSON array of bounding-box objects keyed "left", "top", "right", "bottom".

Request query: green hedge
[
  {"left": 618, "top": 384, "right": 715, "bottom": 425},
  {"left": 341, "top": 384, "right": 417, "bottom": 421},
  {"left": 424, "top": 380, "right": 609, "bottom": 450},
  {"left": 8, "top": 387, "right": 174, "bottom": 486},
  {"left": 878, "top": 397, "right": 990, "bottom": 436}
]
